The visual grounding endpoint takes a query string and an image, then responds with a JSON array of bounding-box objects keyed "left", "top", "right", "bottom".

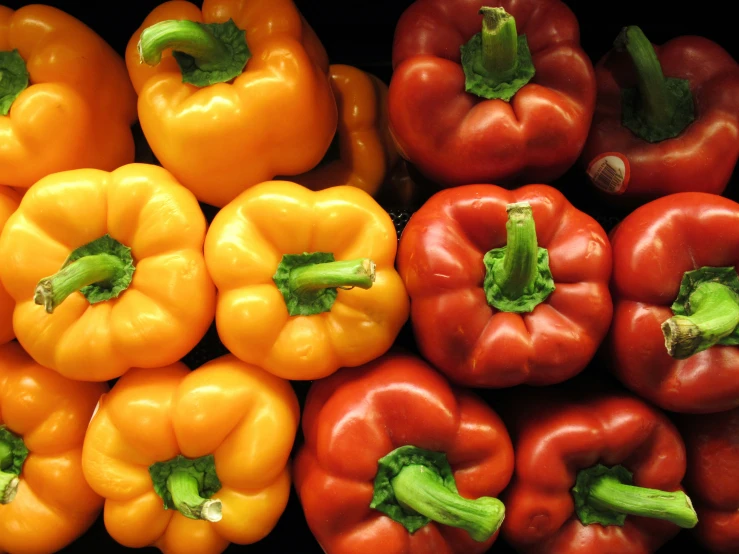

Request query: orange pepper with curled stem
[
  {"left": 81, "top": 355, "right": 300, "bottom": 554},
  {"left": 125, "top": 0, "right": 338, "bottom": 208},
  {"left": 0, "top": 186, "right": 20, "bottom": 345},
  {"left": 0, "top": 341, "right": 107, "bottom": 554},
  {"left": 0, "top": 5, "right": 137, "bottom": 189},
  {"left": 292, "top": 64, "right": 398, "bottom": 197},
  {"left": 0, "top": 163, "right": 216, "bottom": 382}
]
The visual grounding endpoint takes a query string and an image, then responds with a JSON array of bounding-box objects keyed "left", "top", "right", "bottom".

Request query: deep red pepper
[
  {"left": 678, "top": 408, "right": 739, "bottom": 554},
  {"left": 498, "top": 387, "right": 698, "bottom": 554},
  {"left": 388, "top": 0, "right": 596, "bottom": 188},
  {"left": 293, "top": 354, "right": 514, "bottom": 554},
  {"left": 396, "top": 184, "right": 612, "bottom": 388},
  {"left": 609, "top": 192, "right": 739, "bottom": 413},
  {"left": 581, "top": 27, "right": 739, "bottom": 201}
]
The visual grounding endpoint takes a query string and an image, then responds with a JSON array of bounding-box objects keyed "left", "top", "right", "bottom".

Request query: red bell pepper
[
  {"left": 678, "top": 408, "right": 739, "bottom": 554},
  {"left": 499, "top": 387, "right": 698, "bottom": 554},
  {"left": 293, "top": 353, "right": 514, "bottom": 554},
  {"left": 609, "top": 192, "right": 739, "bottom": 413},
  {"left": 396, "top": 184, "right": 612, "bottom": 387},
  {"left": 389, "top": 0, "right": 596, "bottom": 187},
  {"left": 581, "top": 26, "right": 739, "bottom": 201}
]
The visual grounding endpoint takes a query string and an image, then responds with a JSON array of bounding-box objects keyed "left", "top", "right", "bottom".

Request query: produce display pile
[{"left": 0, "top": 1, "right": 738, "bottom": 553}]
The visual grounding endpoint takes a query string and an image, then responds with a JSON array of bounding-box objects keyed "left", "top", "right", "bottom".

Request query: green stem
[
  {"left": 0, "top": 440, "right": 10, "bottom": 468},
  {"left": 494, "top": 202, "right": 539, "bottom": 299},
  {"left": 289, "top": 259, "right": 376, "bottom": 294},
  {"left": 138, "top": 20, "right": 230, "bottom": 69},
  {"left": 0, "top": 470, "right": 19, "bottom": 504},
  {"left": 662, "top": 282, "right": 739, "bottom": 359},
  {"left": 392, "top": 464, "right": 505, "bottom": 542},
  {"left": 34, "top": 254, "right": 127, "bottom": 314},
  {"left": 615, "top": 26, "right": 672, "bottom": 129},
  {"left": 479, "top": 7, "right": 518, "bottom": 80},
  {"left": 166, "top": 469, "right": 222, "bottom": 522}
]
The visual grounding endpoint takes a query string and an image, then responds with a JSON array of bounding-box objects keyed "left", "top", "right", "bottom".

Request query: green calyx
[
  {"left": 370, "top": 445, "right": 505, "bottom": 541},
  {"left": 0, "top": 49, "right": 29, "bottom": 116},
  {"left": 615, "top": 26, "right": 694, "bottom": 143},
  {"left": 573, "top": 464, "right": 698, "bottom": 528},
  {"left": 273, "top": 252, "right": 376, "bottom": 317},
  {"left": 34, "top": 234, "right": 135, "bottom": 314},
  {"left": 460, "top": 7, "right": 535, "bottom": 101},
  {"left": 149, "top": 454, "right": 223, "bottom": 522},
  {"left": 138, "top": 18, "right": 250, "bottom": 87},
  {"left": 0, "top": 426, "right": 29, "bottom": 505},
  {"left": 483, "top": 202, "right": 555, "bottom": 313},
  {"left": 662, "top": 267, "right": 739, "bottom": 359}
]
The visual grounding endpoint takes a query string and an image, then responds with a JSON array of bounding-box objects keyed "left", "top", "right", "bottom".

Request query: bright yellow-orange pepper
[
  {"left": 292, "top": 64, "right": 398, "bottom": 196},
  {"left": 204, "top": 180, "right": 410, "bottom": 380},
  {"left": 0, "top": 164, "right": 216, "bottom": 382},
  {"left": 0, "top": 186, "right": 19, "bottom": 345},
  {"left": 0, "top": 341, "right": 107, "bottom": 554},
  {"left": 125, "top": 0, "right": 338, "bottom": 208},
  {"left": 0, "top": 5, "right": 137, "bottom": 189},
  {"left": 81, "top": 355, "right": 300, "bottom": 554}
]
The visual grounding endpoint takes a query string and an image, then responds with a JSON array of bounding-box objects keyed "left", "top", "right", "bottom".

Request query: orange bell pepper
[
  {"left": 81, "top": 355, "right": 300, "bottom": 554},
  {"left": 125, "top": 0, "right": 338, "bottom": 208},
  {"left": 292, "top": 64, "right": 398, "bottom": 196},
  {"left": 0, "top": 186, "right": 19, "bottom": 345},
  {"left": 0, "top": 341, "right": 107, "bottom": 554},
  {"left": 0, "top": 164, "right": 216, "bottom": 382},
  {"left": 0, "top": 5, "right": 137, "bottom": 189},
  {"left": 204, "top": 180, "right": 410, "bottom": 380}
]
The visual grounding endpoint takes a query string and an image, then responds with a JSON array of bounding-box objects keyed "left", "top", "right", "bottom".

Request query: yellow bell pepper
[
  {"left": 204, "top": 180, "right": 410, "bottom": 380},
  {"left": 0, "top": 4, "right": 137, "bottom": 189},
  {"left": 0, "top": 164, "right": 216, "bottom": 382},
  {"left": 0, "top": 186, "right": 19, "bottom": 345},
  {"left": 81, "top": 355, "right": 300, "bottom": 554}
]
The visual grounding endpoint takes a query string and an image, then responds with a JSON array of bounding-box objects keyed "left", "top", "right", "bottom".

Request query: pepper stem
[
  {"left": 166, "top": 469, "right": 223, "bottom": 522},
  {"left": 662, "top": 281, "right": 739, "bottom": 359},
  {"left": 289, "top": 259, "right": 376, "bottom": 294},
  {"left": 494, "top": 203, "right": 539, "bottom": 298},
  {"left": 34, "top": 254, "right": 128, "bottom": 314},
  {"left": 138, "top": 20, "right": 229, "bottom": 68},
  {"left": 0, "top": 441, "right": 18, "bottom": 505},
  {"left": 479, "top": 7, "right": 518, "bottom": 80},
  {"left": 0, "top": 440, "right": 10, "bottom": 467}
]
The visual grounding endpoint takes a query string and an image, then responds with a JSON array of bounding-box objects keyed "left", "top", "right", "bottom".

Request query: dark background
[{"left": 3, "top": 0, "right": 737, "bottom": 552}]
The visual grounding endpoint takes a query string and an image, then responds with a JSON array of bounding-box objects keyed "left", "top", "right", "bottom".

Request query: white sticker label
[{"left": 587, "top": 153, "right": 630, "bottom": 195}]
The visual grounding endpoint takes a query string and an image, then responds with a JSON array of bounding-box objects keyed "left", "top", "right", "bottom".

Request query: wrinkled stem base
[{"left": 167, "top": 470, "right": 223, "bottom": 522}]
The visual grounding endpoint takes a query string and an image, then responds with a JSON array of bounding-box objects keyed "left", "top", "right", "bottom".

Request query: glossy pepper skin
[
  {"left": 0, "top": 164, "right": 216, "bottom": 382},
  {"left": 0, "top": 5, "right": 137, "bottom": 189},
  {"left": 292, "top": 64, "right": 399, "bottom": 197},
  {"left": 389, "top": 0, "right": 596, "bottom": 188},
  {"left": 500, "top": 388, "right": 695, "bottom": 554},
  {"left": 397, "top": 184, "right": 612, "bottom": 388},
  {"left": 0, "top": 341, "right": 107, "bottom": 554},
  {"left": 204, "top": 180, "right": 409, "bottom": 381},
  {"left": 609, "top": 192, "right": 739, "bottom": 413},
  {"left": 0, "top": 187, "right": 19, "bottom": 345},
  {"left": 679, "top": 408, "right": 739, "bottom": 554},
  {"left": 81, "top": 355, "right": 299, "bottom": 554},
  {"left": 294, "top": 353, "right": 515, "bottom": 554},
  {"left": 581, "top": 30, "right": 739, "bottom": 202},
  {"left": 125, "top": 0, "right": 338, "bottom": 208}
]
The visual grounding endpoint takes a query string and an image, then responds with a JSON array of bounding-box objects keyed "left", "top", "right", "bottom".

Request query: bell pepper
[
  {"left": 0, "top": 186, "right": 19, "bottom": 345},
  {"left": 292, "top": 64, "right": 399, "bottom": 197},
  {"left": 498, "top": 387, "right": 698, "bottom": 554},
  {"left": 125, "top": 0, "right": 338, "bottom": 208},
  {"left": 81, "top": 355, "right": 300, "bottom": 554},
  {"left": 293, "top": 353, "right": 514, "bottom": 554},
  {"left": 0, "top": 341, "right": 107, "bottom": 554},
  {"left": 0, "top": 163, "right": 216, "bottom": 382},
  {"left": 396, "top": 184, "right": 612, "bottom": 387},
  {"left": 388, "top": 1, "right": 596, "bottom": 188},
  {"left": 609, "top": 192, "right": 739, "bottom": 413},
  {"left": 204, "top": 180, "right": 409, "bottom": 380},
  {"left": 581, "top": 26, "right": 739, "bottom": 201},
  {"left": 0, "top": 4, "right": 137, "bottom": 189},
  {"left": 678, "top": 408, "right": 739, "bottom": 554}
]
